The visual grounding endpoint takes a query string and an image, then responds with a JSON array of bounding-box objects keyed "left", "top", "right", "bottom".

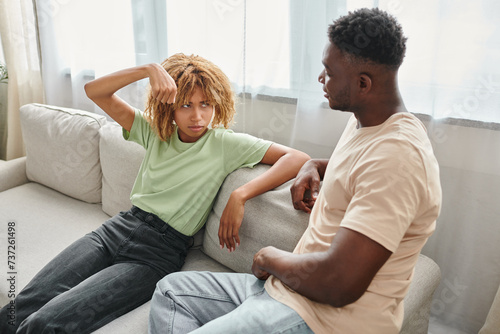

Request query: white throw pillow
[{"left": 20, "top": 103, "right": 106, "bottom": 203}]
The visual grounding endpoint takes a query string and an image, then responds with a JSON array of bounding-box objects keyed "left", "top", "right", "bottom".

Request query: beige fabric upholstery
[
  {"left": 19, "top": 104, "right": 106, "bottom": 203},
  {"left": 0, "top": 157, "right": 28, "bottom": 192},
  {"left": 99, "top": 122, "right": 145, "bottom": 217},
  {"left": 202, "top": 164, "right": 309, "bottom": 274}
]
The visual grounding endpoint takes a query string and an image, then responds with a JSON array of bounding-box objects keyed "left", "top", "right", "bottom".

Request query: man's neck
[{"left": 353, "top": 98, "right": 407, "bottom": 128}]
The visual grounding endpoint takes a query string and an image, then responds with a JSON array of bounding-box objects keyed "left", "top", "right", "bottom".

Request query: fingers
[
  {"left": 291, "top": 182, "right": 318, "bottom": 213},
  {"left": 252, "top": 267, "right": 271, "bottom": 280},
  {"left": 251, "top": 247, "right": 273, "bottom": 280},
  {"left": 149, "top": 64, "right": 177, "bottom": 104},
  {"left": 290, "top": 165, "right": 321, "bottom": 213},
  {"left": 310, "top": 182, "right": 320, "bottom": 200},
  {"left": 218, "top": 220, "right": 241, "bottom": 253},
  {"left": 290, "top": 182, "right": 306, "bottom": 207},
  {"left": 218, "top": 195, "right": 245, "bottom": 252},
  {"left": 152, "top": 79, "right": 177, "bottom": 104}
]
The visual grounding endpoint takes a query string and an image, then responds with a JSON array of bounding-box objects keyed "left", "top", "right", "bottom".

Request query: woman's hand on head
[
  {"left": 218, "top": 191, "right": 246, "bottom": 253},
  {"left": 147, "top": 63, "right": 177, "bottom": 104}
]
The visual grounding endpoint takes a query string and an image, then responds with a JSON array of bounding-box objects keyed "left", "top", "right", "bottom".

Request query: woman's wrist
[{"left": 231, "top": 187, "right": 249, "bottom": 204}]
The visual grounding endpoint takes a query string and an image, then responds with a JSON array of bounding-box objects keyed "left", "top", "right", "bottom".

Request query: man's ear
[{"left": 359, "top": 73, "right": 372, "bottom": 94}]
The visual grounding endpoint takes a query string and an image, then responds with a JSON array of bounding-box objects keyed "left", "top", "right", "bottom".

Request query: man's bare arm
[{"left": 252, "top": 227, "right": 392, "bottom": 307}]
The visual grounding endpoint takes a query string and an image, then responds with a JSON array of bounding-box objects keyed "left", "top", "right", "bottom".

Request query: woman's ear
[{"left": 359, "top": 73, "right": 372, "bottom": 94}]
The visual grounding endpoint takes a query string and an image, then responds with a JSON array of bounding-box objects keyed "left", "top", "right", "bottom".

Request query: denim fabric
[
  {"left": 149, "top": 271, "right": 314, "bottom": 334},
  {"left": 0, "top": 206, "right": 192, "bottom": 334}
]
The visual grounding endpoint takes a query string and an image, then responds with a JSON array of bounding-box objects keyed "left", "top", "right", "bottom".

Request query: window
[{"left": 37, "top": 0, "right": 500, "bottom": 123}]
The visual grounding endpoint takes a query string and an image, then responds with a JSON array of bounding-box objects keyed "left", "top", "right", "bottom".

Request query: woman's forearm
[
  {"left": 233, "top": 150, "right": 310, "bottom": 203},
  {"left": 84, "top": 63, "right": 176, "bottom": 131},
  {"left": 85, "top": 65, "right": 151, "bottom": 101}
]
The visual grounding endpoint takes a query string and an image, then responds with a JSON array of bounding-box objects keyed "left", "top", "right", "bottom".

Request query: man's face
[{"left": 318, "top": 43, "right": 352, "bottom": 112}]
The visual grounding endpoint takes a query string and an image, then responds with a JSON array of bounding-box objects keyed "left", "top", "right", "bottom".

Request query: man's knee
[
  {"left": 157, "top": 271, "right": 184, "bottom": 292},
  {"left": 156, "top": 271, "right": 207, "bottom": 295}
]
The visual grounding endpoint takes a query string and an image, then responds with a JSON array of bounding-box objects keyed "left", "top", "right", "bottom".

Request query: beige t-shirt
[{"left": 265, "top": 112, "right": 441, "bottom": 334}]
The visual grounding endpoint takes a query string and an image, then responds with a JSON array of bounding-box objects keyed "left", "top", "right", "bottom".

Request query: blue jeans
[
  {"left": 149, "top": 271, "right": 314, "bottom": 334},
  {"left": 0, "top": 206, "right": 192, "bottom": 334}
]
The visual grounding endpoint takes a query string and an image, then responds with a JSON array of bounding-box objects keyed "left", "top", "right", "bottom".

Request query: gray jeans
[
  {"left": 149, "top": 271, "right": 314, "bottom": 334},
  {"left": 0, "top": 206, "right": 192, "bottom": 334}
]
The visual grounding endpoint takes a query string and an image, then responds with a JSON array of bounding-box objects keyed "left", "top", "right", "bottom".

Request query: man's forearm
[
  {"left": 253, "top": 228, "right": 393, "bottom": 308},
  {"left": 253, "top": 247, "right": 337, "bottom": 305}
]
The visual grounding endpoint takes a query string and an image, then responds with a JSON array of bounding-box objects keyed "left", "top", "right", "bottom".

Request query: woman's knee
[{"left": 17, "top": 307, "right": 92, "bottom": 334}]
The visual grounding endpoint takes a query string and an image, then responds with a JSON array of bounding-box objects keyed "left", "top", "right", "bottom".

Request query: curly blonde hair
[{"left": 144, "top": 53, "right": 236, "bottom": 141}]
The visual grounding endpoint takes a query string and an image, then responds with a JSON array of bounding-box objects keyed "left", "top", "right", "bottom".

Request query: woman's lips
[{"left": 189, "top": 126, "right": 204, "bottom": 132}]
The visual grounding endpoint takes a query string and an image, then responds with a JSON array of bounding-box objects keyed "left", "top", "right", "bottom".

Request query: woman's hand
[
  {"left": 218, "top": 191, "right": 246, "bottom": 252},
  {"left": 146, "top": 63, "right": 177, "bottom": 104}
]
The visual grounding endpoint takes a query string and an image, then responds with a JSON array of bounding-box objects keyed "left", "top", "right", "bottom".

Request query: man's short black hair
[{"left": 328, "top": 8, "right": 407, "bottom": 69}]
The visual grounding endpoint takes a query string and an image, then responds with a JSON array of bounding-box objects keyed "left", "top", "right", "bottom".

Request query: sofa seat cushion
[
  {"left": 0, "top": 183, "right": 110, "bottom": 307},
  {"left": 19, "top": 104, "right": 107, "bottom": 203},
  {"left": 94, "top": 249, "right": 233, "bottom": 334},
  {"left": 202, "top": 164, "right": 310, "bottom": 274}
]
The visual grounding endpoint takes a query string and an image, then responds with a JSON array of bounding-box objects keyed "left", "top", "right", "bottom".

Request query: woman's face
[{"left": 174, "top": 87, "right": 214, "bottom": 143}]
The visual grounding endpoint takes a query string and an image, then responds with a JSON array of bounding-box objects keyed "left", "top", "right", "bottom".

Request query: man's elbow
[
  {"left": 325, "top": 288, "right": 365, "bottom": 308},
  {"left": 316, "top": 277, "right": 367, "bottom": 308}
]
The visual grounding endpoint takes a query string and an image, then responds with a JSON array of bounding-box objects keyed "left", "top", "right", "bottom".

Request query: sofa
[{"left": 0, "top": 103, "right": 441, "bottom": 333}]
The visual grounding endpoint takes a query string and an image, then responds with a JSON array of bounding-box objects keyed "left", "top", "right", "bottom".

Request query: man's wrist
[{"left": 310, "top": 159, "right": 328, "bottom": 179}]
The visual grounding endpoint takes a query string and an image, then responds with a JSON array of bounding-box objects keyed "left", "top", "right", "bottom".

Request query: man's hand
[
  {"left": 252, "top": 246, "right": 284, "bottom": 280},
  {"left": 218, "top": 192, "right": 245, "bottom": 252},
  {"left": 290, "top": 159, "right": 327, "bottom": 213}
]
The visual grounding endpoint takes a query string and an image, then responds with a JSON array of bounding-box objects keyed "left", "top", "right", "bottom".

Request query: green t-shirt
[{"left": 123, "top": 109, "right": 272, "bottom": 236}]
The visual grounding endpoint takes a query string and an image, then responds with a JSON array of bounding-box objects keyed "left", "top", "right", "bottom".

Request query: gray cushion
[
  {"left": 0, "top": 183, "right": 109, "bottom": 307},
  {"left": 0, "top": 157, "right": 28, "bottom": 192},
  {"left": 99, "top": 122, "right": 145, "bottom": 217},
  {"left": 202, "top": 164, "right": 310, "bottom": 273},
  {"left": 401, "top": 254, "right": 441, "bottom": 334},
  {"left": 19, "top": 104, "right": 106, "bottom": 203}
]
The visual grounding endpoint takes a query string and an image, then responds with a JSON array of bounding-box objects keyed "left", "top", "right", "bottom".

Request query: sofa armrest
[
  {"left": 0, "top": 157, "right": 29, "bottom": 192},
  {"left": 400, "top": 253, "right": 441, "bottom": 334}
]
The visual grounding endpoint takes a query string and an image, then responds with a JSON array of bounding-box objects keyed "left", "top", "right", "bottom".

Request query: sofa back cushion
[
  {"left": 202, "top": 164, "right": 310, "bottom": 273},
  {"left": 99, "top": 122, "right": 145, "bottom": 217},
  {"left": 20, "top": 104, "right": 106, "bottom": 203}
]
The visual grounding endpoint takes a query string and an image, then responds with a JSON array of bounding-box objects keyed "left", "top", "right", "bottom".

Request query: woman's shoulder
[{"left": 210, "top": 127, "right": 264, "bottom": 143}]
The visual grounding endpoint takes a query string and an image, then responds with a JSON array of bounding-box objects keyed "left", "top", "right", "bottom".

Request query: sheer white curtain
[
  {"left": 35, "top": 0, "right": 138, "bottom": 117},
  {"left": 0, "top": 0, "right": 45, "bottom": 160},
  {"left": 30, "top": 0, "right": 500, "bottom": 333}
]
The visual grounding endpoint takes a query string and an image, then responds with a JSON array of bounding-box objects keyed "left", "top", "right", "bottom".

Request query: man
[{"left": 148, "top": 8, "right": 441, "bottom": 334}]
